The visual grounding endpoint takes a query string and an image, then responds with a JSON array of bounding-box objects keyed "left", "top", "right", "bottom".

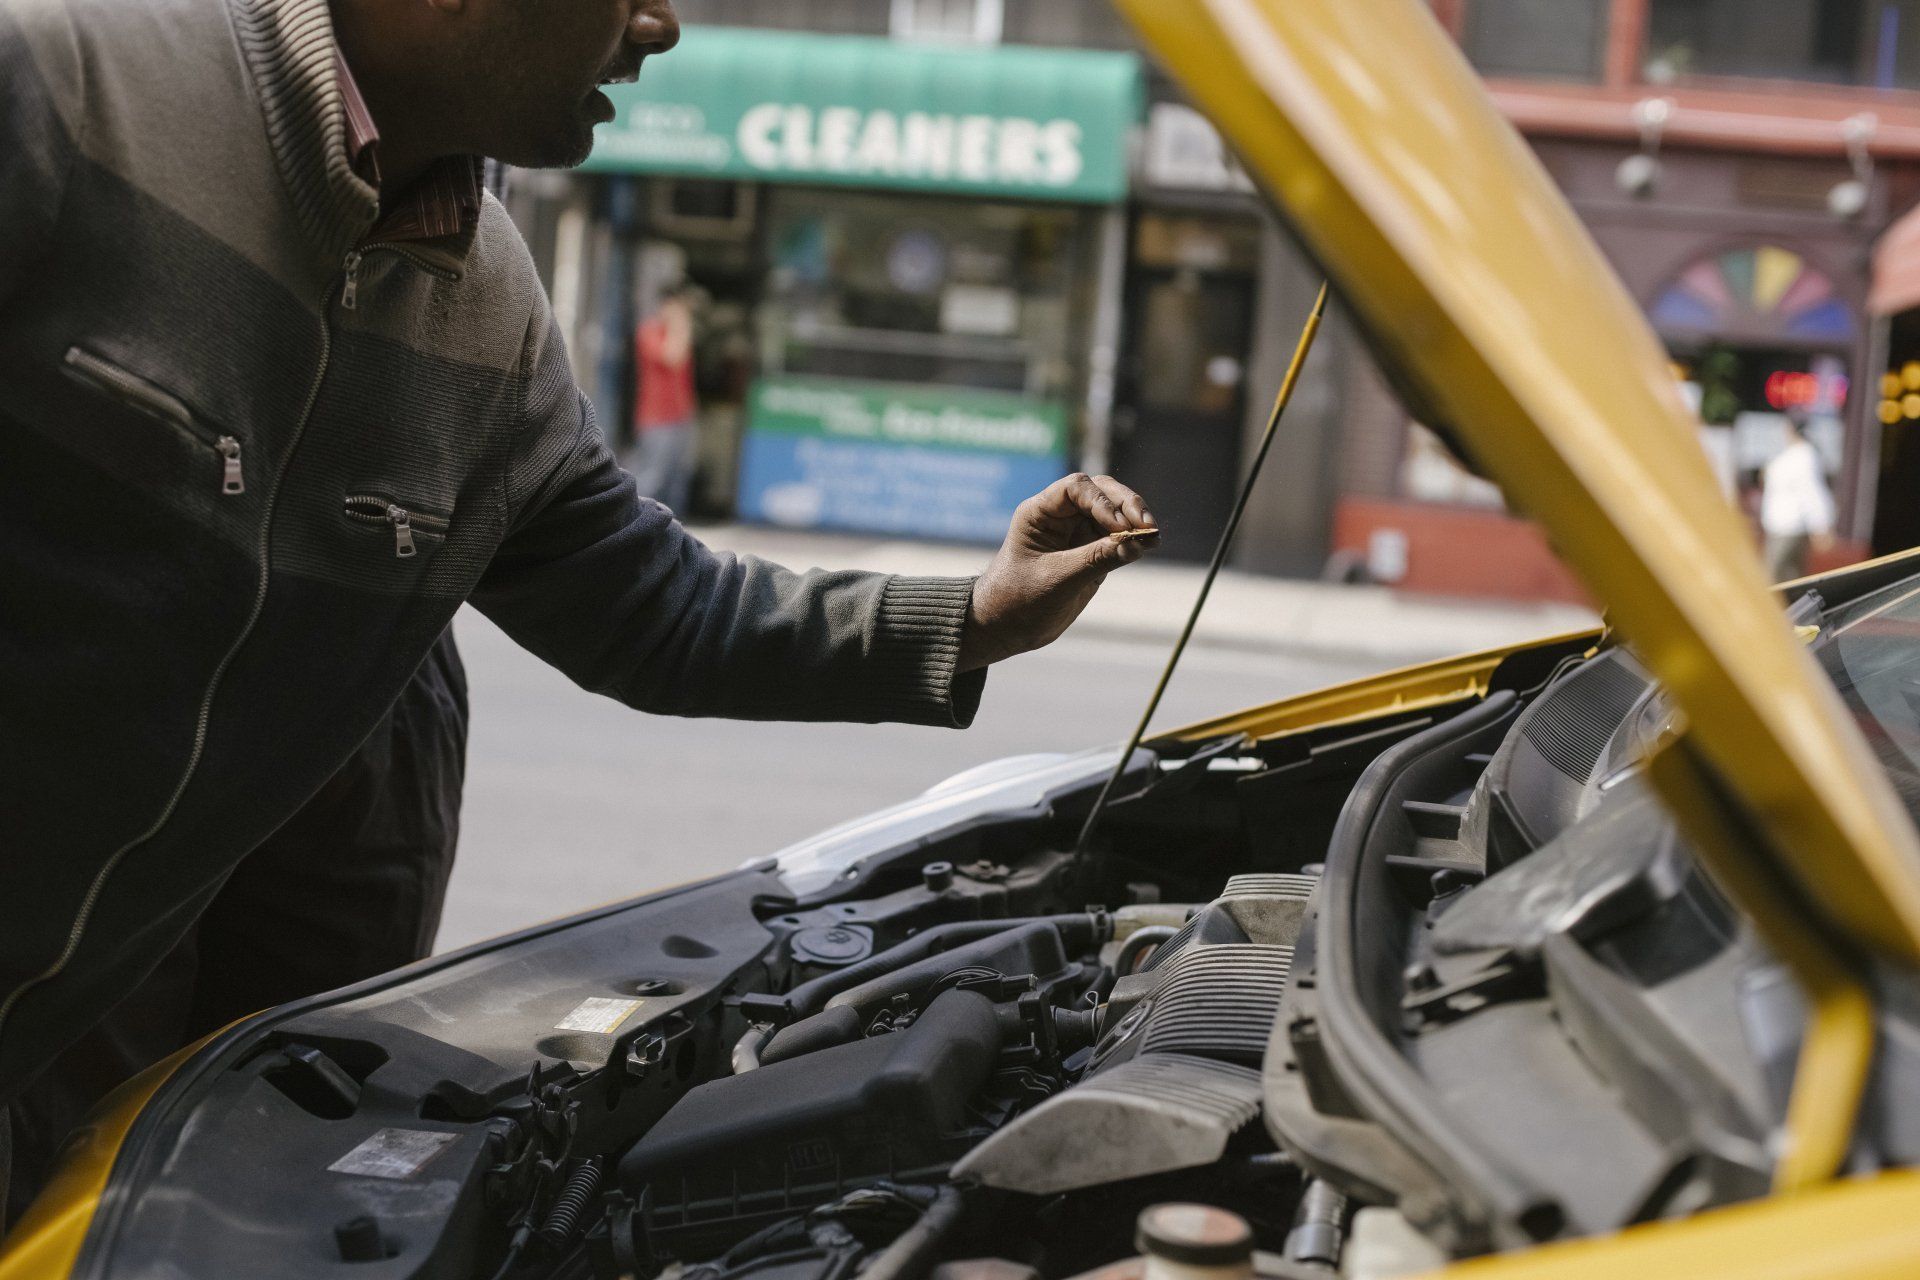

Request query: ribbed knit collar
[
  {"left": 336, "top": 51, "right": 485, "bottom": 246},
  {"left": 223, "top": 0, "right": 385, "bottom": 268}
]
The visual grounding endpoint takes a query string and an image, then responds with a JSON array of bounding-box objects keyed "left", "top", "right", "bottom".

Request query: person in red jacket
[{"left": 629, "top": 284, "right": 700, "bottom": 514}]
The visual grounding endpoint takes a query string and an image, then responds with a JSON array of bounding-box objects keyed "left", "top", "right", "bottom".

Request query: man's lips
[
  {"left": 597, "top": 56, "right": 645, "bottom": 87},
  {"left": 587, "top": 55, "right": 644, "bottom": 122}
]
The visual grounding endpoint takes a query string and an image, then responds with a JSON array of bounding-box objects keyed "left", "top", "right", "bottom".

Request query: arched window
[{"left": 1650, "top": 245, "right": 1856, "bottom": 343}]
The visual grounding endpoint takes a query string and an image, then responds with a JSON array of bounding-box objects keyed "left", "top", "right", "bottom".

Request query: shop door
[{"left": 1114, "top": 265, "right": 1255, "bottom": 562}]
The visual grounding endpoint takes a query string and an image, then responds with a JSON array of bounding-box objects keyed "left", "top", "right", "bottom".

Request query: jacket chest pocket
[
  {"left": 343, "top": 493, "right": 452, "bottom": 559},
  {"left": 62, "top": 346, "right": 247, "bottom": 497}
]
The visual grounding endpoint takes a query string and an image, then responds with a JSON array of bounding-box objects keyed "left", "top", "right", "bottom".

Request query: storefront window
[
  {"left": 1674, "top": 344, "right": 1848, "bottom": 507},
  {"left": 1461, "top": 0, "right": 1608, "bottom": 81},
  {"left": 1645, "top": 0, "right": 1920, "bottom": 89},
  {"left": 761, "top": 189, "right": 1089, "bottom": 398},
  {"left": 733, "top": 188, "right": 1085, "bottom": 543}
]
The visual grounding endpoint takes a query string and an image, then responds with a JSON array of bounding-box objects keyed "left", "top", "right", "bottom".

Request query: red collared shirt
[{"left": 335, "top": 51, "right": 482, "bottom": 244}]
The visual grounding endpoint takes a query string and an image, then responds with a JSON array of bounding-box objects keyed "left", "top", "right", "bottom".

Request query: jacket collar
[{"left": 225, "top": 0, "right": 479, "bottom": 272}]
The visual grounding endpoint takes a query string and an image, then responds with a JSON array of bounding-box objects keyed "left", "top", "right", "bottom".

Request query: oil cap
[
  {"left": 789, "top": 924, "right": 873, "bottom": 967},
  {"left": 1136, "top": 1203, "right": 1254, "bottom": 1271}
]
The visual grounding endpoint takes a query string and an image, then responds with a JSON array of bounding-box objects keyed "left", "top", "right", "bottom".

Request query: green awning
[{"left": 580, "top": 28, "right": 1143, "bottom": 203}]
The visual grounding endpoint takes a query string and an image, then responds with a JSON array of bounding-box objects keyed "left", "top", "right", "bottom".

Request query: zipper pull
[
  {"left": 388, "top": 504, "right": 417, "bottom": 558},
  {"left": 217, "top": 436, "right": 244, "bottom": 495},
  {"left": 341, "top": 251, "right": 362, "bottom": 311}
]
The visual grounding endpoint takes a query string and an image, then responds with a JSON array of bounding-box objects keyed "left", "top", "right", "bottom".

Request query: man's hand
[{"left": 958, "top": 473, "right": 1158, "bottom": 671}]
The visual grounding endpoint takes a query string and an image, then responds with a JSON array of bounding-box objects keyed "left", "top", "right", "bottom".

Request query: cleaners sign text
[
  {"left": 581, "top": 29, "right": 1139, "bottom": 202},
  {"left": 736, "top": 106, "right": 1084, "bottom": 189}
]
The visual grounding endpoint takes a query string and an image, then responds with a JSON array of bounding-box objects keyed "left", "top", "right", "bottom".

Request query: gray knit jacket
[{"left": 0, "top": 0, "right": 983, "bottom": 1102}]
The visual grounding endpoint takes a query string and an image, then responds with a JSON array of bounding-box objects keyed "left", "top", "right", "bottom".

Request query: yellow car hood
[{"left": 1114, "top": 0, "right": 1920, "bottom": 964}]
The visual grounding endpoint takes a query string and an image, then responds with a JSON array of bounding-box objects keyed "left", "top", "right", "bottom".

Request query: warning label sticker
[
  {"left": 327, "top": 1128, "right": 457, "bottom": 1180},
  {"left": 555, "top": 996, "right": 645, "bottom": 1035}
]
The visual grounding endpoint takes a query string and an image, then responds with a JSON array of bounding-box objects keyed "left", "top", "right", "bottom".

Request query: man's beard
[
  {"left": 469, "top": 25, "right": 611, "bottom": 170},
  {"left": 511, "top": 110, "right": 598, "bottom": 170}
]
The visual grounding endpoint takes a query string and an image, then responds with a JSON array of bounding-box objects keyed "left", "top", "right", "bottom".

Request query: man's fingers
[
  {"left": 1028, "top": 472, "right": 1147, "bottom": 535},
  {"left": 1089, "top": 474, "right": 1154, "bottom": 529},
  {"left": 1067, "top": 530, "right": 1146, "bottom": 577},
  {"left": 1025, "top": 473, "right": 1084, "bottom": 520},
  {"left": 1064, "top": 473, "right": 1128, "bottom": 534}
]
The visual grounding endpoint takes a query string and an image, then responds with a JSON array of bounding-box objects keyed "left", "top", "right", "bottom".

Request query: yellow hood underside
[{"left": 1114, "top": 0, "right": 1920, "bottom": 966}]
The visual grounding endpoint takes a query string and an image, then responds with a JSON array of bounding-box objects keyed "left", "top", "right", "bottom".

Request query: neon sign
[{"left": 1764, "top": 369, "right": 1848, "bottom": 412}]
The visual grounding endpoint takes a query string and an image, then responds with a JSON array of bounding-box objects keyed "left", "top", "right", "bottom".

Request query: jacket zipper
[
  {"left": 0, "top": 280, "right": 344, "bottom": 1055},
  {"left": 344, "top": 494, "right": 451, "bottom": 558},
  {"left": 62, "top": 346, "right": 245, "bottom": 495},
  {"left": 341, "top": 244, "right": 461, "bottom": 311}
]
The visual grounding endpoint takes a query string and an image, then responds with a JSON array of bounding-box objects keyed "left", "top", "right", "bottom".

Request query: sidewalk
[{"left": 687, "top": 523, "right": 1600, "bottom": 668}]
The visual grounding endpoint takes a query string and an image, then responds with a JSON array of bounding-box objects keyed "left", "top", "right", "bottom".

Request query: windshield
[{"left": 1814, "top": 576, "right": 1920, "bottom": 825}]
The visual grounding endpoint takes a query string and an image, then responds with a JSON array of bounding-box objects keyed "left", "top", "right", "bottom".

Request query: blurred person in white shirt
[{"left": 1760, "top": 413, "right": 1836, "bottom": 582}]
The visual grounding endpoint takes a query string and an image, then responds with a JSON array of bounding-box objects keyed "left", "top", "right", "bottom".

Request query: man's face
[{"left": 459, "top": 0, "right": 679, "bottom": 169}]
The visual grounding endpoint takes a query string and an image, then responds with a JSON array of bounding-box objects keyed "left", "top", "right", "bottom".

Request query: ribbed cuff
[{"left": 865, "top": 575, "right": 986, "bottom": 729}]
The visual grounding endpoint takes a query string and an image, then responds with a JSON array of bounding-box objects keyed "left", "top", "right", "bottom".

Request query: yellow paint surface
[{"left": 1409, "top": 1170, "right": 1920, "bottom": 1280}]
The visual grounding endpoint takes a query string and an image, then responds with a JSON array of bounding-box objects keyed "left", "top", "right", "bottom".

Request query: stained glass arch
[{"left": 1649, "top": 244, "right": 1856, "bottom": 344}]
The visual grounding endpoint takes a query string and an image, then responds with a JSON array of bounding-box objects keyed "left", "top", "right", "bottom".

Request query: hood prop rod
[{"left": 1074, "top": 282, "right": 1329, "bottom": 858}]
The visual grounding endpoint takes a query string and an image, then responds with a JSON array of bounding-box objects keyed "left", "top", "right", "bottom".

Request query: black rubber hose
[
  {"left": 740, "top": 919, "right": 1059, "bottom": 1074},
  {"left": 1114, "top": 925, "right": 1180, "bottom": 976},
  {"left": 784, "top": 919, "right": 1027, "bottom": 1018},
  {"left": 823, "top": 916, "right": 1109, "bottom": 1015},
  {"left": 857, "top": 1186, "right": 964, "bottom": 1280},
  {"left": 761, "top": 1005, "right": 865, "bottom": 1066},
  {"left": 785, "top": 913, "right": 1108, "bottom": 1018},
  {"left": 731, "top": 1023, "right": 774, "bottom": 1074}
]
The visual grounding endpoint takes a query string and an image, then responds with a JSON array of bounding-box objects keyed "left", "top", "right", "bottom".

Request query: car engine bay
[{"left": 64, "top": 604, "right": 1920, "bottom": 1280}]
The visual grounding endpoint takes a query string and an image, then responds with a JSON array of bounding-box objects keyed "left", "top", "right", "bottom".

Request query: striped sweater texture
[{"left": 0, "top": 0, "right": 981, "bottom": 1101}]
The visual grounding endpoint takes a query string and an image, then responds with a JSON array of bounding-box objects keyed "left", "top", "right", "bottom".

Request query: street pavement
[{"left": 435, "top": 524, "right": 1597, "bottom": 949}]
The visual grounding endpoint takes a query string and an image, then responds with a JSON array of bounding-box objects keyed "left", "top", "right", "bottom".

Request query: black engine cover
[{"left": 618, "top": 989, "right": 1003, "bottom": 1247}]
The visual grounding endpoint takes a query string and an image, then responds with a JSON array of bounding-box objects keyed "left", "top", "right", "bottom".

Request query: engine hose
[
  {"left": 1114, "top": 925, "right": 1180, "bottom": 976},
  {"left": 737, "top": 914, "right": 1110, "bottom": 1074},
  {"left": 784, "top": 913, "right": 1110, "bottom": 1019},
  {"left": 535, "top": 1158, "right": 603, "bottom": 1252},
  {"left": 786, "top": 920, "right": 1039, "bottom": 1018},
  {"left": 732, "top": 1023, "right": 775, "bottom": 1074},
  {"left": 737, "top": 924, "right": 1024, "bottom": 1073},
  {"left": 857, "top": 1185, "right": 964, "bottom": 1280},
  {"left": 824, "top": 921, "right": 1102, "bottom": 1015}
]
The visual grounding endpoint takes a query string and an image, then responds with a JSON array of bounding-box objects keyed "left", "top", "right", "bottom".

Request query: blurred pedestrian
[
  {"left": 629, "top": 284, "right": 700, "bottom": 514},
  {"left": 1761, "top": 414, "right": 1836, "bottom": 582}
]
